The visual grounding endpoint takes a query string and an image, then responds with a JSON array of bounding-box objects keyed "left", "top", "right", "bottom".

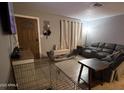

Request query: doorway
[{"left": 15, "top": 15, "right": 41, "bottom": 58}]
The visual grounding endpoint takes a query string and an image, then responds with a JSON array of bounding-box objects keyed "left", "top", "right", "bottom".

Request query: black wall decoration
[{"left": 43, "top": 20, "right": 51, "bottom": 39}]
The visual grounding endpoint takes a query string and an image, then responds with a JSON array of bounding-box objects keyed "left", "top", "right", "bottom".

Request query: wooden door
[{"left": 15, "top": 16, "right": 40, "bottom": 58}]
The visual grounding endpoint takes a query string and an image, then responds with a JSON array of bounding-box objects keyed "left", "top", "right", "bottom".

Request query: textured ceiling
[{"left": 13, "top": 2, "right": 124, "bottom": 21}]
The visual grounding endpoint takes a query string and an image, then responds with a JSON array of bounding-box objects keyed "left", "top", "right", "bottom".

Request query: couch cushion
[
  {"left": 102, "top": 49, "right": 114, "bottom": 54},
  {"left": 98, "top": 43, "right": 105, "bottom": 48},
  {"left": 88, "top": 46, "right": 97, "bottom": 50},
  {"left": 96, "top": 47, "right": 102, "bottom": 51},
  {"left": 97, "top": 52, "right": 110, "bottom": 59},
  {"left": 81, "top": 49, "right": 93, "bottom": 58},
  {"left": 102, "top": 43, "right": 116, "bottom": 53},
  {"left": 91, "top": 42, "right": 99, "bottom": 47},
  {"left": 83, "top": 49, "right": 92, "bottom": 53},
  {"left": 104, "top": 43, "right": 116, "bottom": 49}
]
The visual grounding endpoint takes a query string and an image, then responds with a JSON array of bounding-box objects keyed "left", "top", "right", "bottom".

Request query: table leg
[
  {"left": 88, "top": 68, "right": 92, "bottom": 90},
  {"left": 78, "top": 64, "right": 83, "bottom": 83}
]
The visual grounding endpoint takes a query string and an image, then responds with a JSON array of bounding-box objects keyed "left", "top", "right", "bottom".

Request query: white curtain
[
  {"left": 60, "top": 20, "right": 71, "bottom": 49},
  {"left": 60, "top": 20, "right": 83, "bottom": 50}
]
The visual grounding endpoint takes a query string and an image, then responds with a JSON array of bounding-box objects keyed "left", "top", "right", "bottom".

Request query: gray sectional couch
[{"left": 78, "top": 42, "right": 124, "bottom": 59}]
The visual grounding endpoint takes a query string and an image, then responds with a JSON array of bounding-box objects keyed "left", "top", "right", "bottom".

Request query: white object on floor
[{"left": 54, "top": 49, "right": 70, "bottom": 56}]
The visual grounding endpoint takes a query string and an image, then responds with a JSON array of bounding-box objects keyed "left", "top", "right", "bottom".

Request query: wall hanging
[{"left": 43, "top": 20, "right": 51, "bottom": 39}]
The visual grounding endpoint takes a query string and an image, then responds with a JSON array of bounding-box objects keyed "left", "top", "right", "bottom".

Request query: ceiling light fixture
[{"left": 92, "top": 2, "right": 103, "bottom": 7}]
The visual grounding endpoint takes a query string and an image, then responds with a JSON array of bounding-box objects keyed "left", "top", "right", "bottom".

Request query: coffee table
[{"left": 78, "top": 58, "right": 110, "bottom": 90}]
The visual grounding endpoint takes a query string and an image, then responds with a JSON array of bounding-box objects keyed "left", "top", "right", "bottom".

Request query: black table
[{"left": 78, "top": 58, "right": 110, "bottom": 90}]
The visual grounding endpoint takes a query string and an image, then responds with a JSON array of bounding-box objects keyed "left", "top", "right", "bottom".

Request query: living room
[{"left": 0, "top": 1, "right": 124, "bottom": 90}]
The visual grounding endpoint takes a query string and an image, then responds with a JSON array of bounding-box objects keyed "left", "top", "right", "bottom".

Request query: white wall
[
  {"left": 85, "top": 14, "right": 124, "bottom": 45},
  {"left": 0, "top": 22, "right": 11, "bottom": 89},
  {"left": 13, "top": 3, "right": 81, "bottom": 57},
  {"left": 0, "top": 3, "right": 19, "bottom": 89}
]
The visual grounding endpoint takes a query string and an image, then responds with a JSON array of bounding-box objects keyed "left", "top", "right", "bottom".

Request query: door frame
[{"left": 14, "top": 14, "right": 42, "bottom": 58}]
